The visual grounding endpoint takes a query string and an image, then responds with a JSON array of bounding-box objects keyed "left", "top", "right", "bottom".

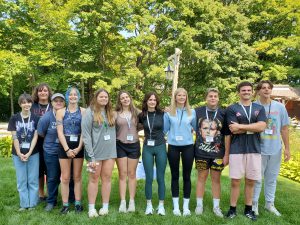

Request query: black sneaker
[
  {"left": 60, "top": 206, "right": 70, "bottom": 214},
  {"left": 75, "top": 204, "right": 83, "bottom": 213},
  {"left": 244, "top": 210, "right": 257, "bottom": 221},
  {"left": 226, "top": 209, "right": 237, "bottom": 219}
]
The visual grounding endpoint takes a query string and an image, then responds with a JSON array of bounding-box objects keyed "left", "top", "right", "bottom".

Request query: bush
[
  {"left": 279, "top": 129, "right": 300, "bottom": 183},
  {"left": 0, "top": 136, "right": 12, "bottom": 158}
]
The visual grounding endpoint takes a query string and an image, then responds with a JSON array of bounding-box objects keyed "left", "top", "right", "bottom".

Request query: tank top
[{"left": 63, "top": 107, "right": 82, "bottom": 135}]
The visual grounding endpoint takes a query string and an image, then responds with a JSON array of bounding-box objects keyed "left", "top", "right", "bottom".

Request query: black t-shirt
[
  {"left": 194, "top": 106, "right": 230, "bottom": 159},
  {"left": 138, "top": 111, "right": 166, "bottom": 146},
  {"left": 7, "top": 113, "right": 39, "bottom": 156},
  {"left": 226, "top": 102, "right": 267, "bottom": 154}
]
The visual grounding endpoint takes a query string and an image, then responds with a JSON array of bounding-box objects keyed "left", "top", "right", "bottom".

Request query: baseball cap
[{"left": 51, "top": 93, "right": 65, "bottom": 101}]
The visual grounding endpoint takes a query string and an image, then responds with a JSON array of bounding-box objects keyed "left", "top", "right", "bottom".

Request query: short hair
[
  {"left": 205, "top": 88, "right": 219, "bottom": 98},
  {"left": 255, "top": 80, "right": 274, "bottom": 91},
  {"left": 236, "top": 81, "right": 253, "bottom": 92},
  {"left": 18, "top": 93, "right": 33, "bottom": 105}
]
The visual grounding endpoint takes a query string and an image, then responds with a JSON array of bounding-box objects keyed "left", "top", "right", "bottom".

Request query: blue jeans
[
  {"left": 13, "top": 153, "right": 39, "bottom": 208},
  {"left": 44, "top": 152, "right": 61, "bottom": 205}
]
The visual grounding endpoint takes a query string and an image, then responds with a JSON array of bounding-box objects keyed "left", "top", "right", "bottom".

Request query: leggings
[
  {"left": 167, "top": 144, "right": 194, "bottom": 199},
  {"left": 142, "top": 144, "right": 167, "bottom": 200}
]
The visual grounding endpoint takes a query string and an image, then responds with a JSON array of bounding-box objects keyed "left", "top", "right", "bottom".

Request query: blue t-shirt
[
  {"left": 37, "top": 110, "right": 62, "bottom": 155},
  {"left": 226, "top": 102, "right": 267, "bottom": 154},
  {"left": 256, "top": 100, "right": 290, "bottom": 155}
]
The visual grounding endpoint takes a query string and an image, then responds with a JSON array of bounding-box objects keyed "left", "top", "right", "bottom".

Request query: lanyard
[
  {"left": 39, "top": 103, "right": 49, "bottom": 115},
  {"left": 101, "top": 111, "right": 108, "bottom": 131},
  {"left": 240, "top": 103, "right": 252, "bottom": 124},
  {"left": 258, "top": 100, "right": 271, "bottom": 118},
  {"left": 206, "top": 107, "right": 218, "bottom": 132},
  {"left": 177, "top": 109, "right": 184, "bottom": 126},
  {"left": 124, "top": 113, "right": 131, "bottom": 130},
  {"left": 21, "top": 113, "right": 31, "bottom": 137},
  {"left": 146, "top": 112, "right": 156, "bottom": 139}
]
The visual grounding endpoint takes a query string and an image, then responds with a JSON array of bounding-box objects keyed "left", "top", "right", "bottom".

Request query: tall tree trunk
[
  {"left": 81, "top": 80, "right": 86, "bottom": 107},
  {"left": 10, "top": 84, "right": 14, "bottom": 116}
]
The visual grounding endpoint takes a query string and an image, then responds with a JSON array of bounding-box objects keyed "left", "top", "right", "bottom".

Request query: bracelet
[{"left": 65, "top": 149, "right": 70, "bottom": 153}]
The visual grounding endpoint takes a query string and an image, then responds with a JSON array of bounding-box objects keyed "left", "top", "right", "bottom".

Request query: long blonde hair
[
  {"left": 90, "top": 88, "right": 115, "bottom": 126},
  {"left": 170, "top": 88, "right": 192, "bottom": 116}
]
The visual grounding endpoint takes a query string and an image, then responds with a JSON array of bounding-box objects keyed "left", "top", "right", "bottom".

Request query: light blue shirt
[
  {"left": 255, "top": 100, "right": 290, "bottom": 155},
  {"left": 164, "top": 108, "right": 196, "bottom": 146}
]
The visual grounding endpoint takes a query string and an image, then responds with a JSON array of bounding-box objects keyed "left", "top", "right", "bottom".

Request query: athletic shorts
[
  {"left": 195, "top": 158, "right": 224, "bottom": 172},
  {"left": 229, "top": 153, "right": 261, "bottom": 180},
  {"left": 58, "top": 135, "right": 84, "bottom": 159},
  {"left": 116, "top": 141, "right": 141, "bottom": 159}
]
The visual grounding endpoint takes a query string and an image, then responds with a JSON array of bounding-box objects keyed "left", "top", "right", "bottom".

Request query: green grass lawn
[{"left": 0, "top": 158, "right": 299, "bottom": 225}]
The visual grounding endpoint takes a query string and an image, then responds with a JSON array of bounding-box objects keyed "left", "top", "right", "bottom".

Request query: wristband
[{"left": 65, "top": 149, "right": 70, "bottom": 153}]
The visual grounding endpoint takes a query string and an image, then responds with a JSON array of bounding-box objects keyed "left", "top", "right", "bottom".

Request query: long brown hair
[
  {"left": 115, "top": 90, "right": 139, "bottom": 121},
  {"left": 32, "top": 83, "right": 53, "bottom": 103},
  {"left": 141, "top": 92, "right": 162, "bottom": 117},
  {"left": 90, "top": 88, "right": 115, "bottom": 126},
  {"left": 170, "top": 88, "right": 192, "bottom": 116}
]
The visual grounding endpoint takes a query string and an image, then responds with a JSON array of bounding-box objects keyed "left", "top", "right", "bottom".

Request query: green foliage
[
  {"left": 0, "top": 136, "right": 12, "bottom": 158},
  {"left": 280, "top": 129, "right": 300, "bottom": 183}
]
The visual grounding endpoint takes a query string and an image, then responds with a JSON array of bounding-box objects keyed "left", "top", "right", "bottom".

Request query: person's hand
[
  {"left": 18, "top": 153, "right": 27, "bottom": 161},
  {"left": 23, "top": 152, "right": 32, "bottom": 161},
  {"left": 223, "top": 154, "right": 229, "bottom": 166},
  {"left": 164, "top": 106, "right": 171, "bottom": 113},
  {"left": 284, "top": 148, "right": 291, "bottom": 162},
  {"left": 66, "top": 150, "right": 75, "bottom": 158}
]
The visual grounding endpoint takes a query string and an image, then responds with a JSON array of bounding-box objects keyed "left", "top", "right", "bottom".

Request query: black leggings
[{"left": 167, "top": 144, "right": 194, "bottom": 198}]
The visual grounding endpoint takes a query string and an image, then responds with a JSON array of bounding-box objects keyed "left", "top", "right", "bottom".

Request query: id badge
[
  {"left": 127, "top": 134, "right": 134, "bottom": 141},
  {"left": 147, "top": 139, "right": 155, "bottom": 146},
  {"left": 175, "top": 136, "right": 183, "bottom": 141},
  {"left": 70, "top": 135, "right": 78, "bottom": 142},
  {"left": 21, "top": 142, "right": 30, "bottom": 149},
  {"left": 264, "top": 129, "right": 273, "bottom": 135},
  {"left": 205, "top": 136, "right": 214, "bottom": 143},
  {"left": 247, "top": 131, "right": 254, "bottom": 135},
  {"left": 104, "top": 135, "right": 111, "bottom": 141}
]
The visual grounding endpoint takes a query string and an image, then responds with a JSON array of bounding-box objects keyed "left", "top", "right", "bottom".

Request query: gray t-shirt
[
  {"left": 81, "top": 108, "right": 117, "bottom": 161},
  {"left": 255, "top": 100, "right": 289, "bottom": 155}
]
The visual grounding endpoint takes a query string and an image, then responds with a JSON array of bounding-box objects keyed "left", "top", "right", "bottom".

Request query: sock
[
  {"left": 197, "top": 198, "right": 203, "bottom": 207},
  {"left": 172, "top": 197, "right": 179, "bottom": 210},
  {"left": 158, "top": 201, "right": 164, "bottom": 208},
  {"left": 183, "top": 198, "right": 190, "bottom": 210},
  {"left": 147, "top": 200, "right": 152, "bottom": 206},
  {"left": 102, "top": 203, "right": 109, "bottom": 210},
  {"left": 63, "top": 202, "right": 69, "bottom": 207},
  {"left": 129, "top": 199, "right": 135, "bottom": 205},
  {"left": 245, "top": 205, "right": 252, "bottom": 212},
  {"left": 89, "top": 204, "right": 95, "bottom": 211},
  {"left": 213, "top": 198, "right": 220, "bottom": 208},
  {"left": 230, "top": 206, "right": 236, "bottom": 212},
  {"left": 75, "top": 200, "right": 81, "bottom": 206}
]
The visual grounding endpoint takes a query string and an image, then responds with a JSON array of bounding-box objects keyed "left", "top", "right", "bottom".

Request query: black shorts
[
  {"left": 37, "top": 137, "right": 47, "bottom": 177},
  {"left": 58, "top": 135, "right": 84, "bottom": 159},
  {"left": 116, "top": 141, "right": 141, "bottom": 159},
  {"left": 195, "top": 158, "right": 224, "bottom": 172}
]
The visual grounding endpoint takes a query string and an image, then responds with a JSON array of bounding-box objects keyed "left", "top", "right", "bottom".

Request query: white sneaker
[
  {"left": 157, "top": 205, "right": 166, "bottom": 216},
  {"left": 252, "top": 202, "right": 259, "bottom": 216},
  {"left": 88, "top": 209, "right": 99, "bottom": 218},
  {"left": 173, "top": 208, "right": 181, "bottom": 216},
  {"left": 195, "top": 205, "right": 203, "bottom": 215},
  {"left": 265, "top": 203, "right": 281, "bottom": 216},
  {"left": 98, "top": 208, "right": 109, "bottom": 216},
  {"left": 213, "top": 207, "right": 223, "bottom": 217},
  {"left": 145, "top": 204, "right": 153, "bottom": 215},
  {"left": 119, "top": 201, "right": 127, "bottom": 213},
  {"left": 127, "top": 201, "right": 135, "bottom": 212},
  {"left": 183, "top": 208, "right": 191, "bottom": 216}
]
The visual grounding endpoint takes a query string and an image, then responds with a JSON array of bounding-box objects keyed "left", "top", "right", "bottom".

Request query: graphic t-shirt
[
  {"left": 31, "top": 102, "right": 52, "bottom": 118},
  {"left": 37, "top": 110, "right": 62, "bottom": 155},
  {"left": 194, "top": 106, "right": 230, "bottom": 159},
  {"left": 255, "top": 100, "right": 290, "bottom": 155},
  {"left": 7, "top": 113, "right": 39, "bottom": 155},
  {"left": 226, "top": 102, "right": 267, "bottom": 154}
]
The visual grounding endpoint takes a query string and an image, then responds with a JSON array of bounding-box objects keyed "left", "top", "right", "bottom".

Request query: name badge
[
  {"left": 147, "top": 139, "right": 155, "bottom": 146},
  {"left": 175, "top": 136, "right": 183, "bottom": 141},
  {"left": 70, "top": 135, "right": 78, "bottom": 142},
  {"left": 205, "top": 136, "right": 214, "bottom": 143},
  {"left": 264, "top": 129, "right": 273, "bottom": 135},
  {"left": 127, "top": 134, "right": 134, "bottom": 141},
  {"left": 104, "top": 135, "right": 111, "bottom": 141},
  {"left": 21, "top": 142, "right": 30, "bottom": 149},
  {"left": 247, "top": 131, "right": 254, "bottom": 135}
]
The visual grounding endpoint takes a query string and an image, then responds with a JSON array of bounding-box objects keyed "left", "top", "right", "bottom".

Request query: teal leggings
[{"left": 142, "top": 143, "right": 167, "bottom": 200}]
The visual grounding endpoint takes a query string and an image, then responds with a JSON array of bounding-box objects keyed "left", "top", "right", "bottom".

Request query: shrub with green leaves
[
  {"left": 280, "top": 129, "right": 300, "bottom": 183},
  {"left": 0, "top": 136, "right": 12, "bottom": 158}
]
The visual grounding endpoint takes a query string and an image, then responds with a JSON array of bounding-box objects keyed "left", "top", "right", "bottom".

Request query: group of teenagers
[{"left": 8, "top": 79, "right": 290, "bottom": 221}]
